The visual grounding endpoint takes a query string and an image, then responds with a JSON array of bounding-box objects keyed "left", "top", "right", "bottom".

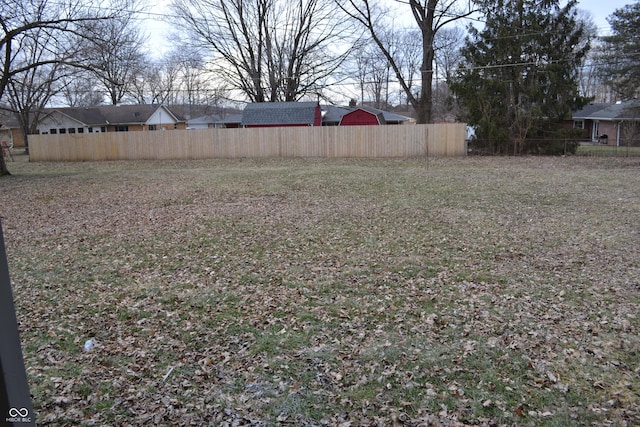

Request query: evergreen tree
[
  {"left": 600, "top": 2, "right": 640, "bottom": 99},
  {"left": 450, "top": 0, "right": 591, "bottom": 155}
]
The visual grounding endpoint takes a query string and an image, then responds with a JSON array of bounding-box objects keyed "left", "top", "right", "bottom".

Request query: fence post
[{"left": 0, "top": 220, "right": 35, "bottom": 426}]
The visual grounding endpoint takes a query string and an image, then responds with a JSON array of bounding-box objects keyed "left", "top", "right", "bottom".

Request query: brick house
[{"left": 572, "top": 100, "right": 640, "bottom": 146}]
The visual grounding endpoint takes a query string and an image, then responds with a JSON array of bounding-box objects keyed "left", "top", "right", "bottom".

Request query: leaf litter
[{"left": 0, "top": 156, "right": 638, "bottom": 426}]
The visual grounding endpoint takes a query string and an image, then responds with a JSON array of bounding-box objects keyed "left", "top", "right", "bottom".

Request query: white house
[{"left": 36, "top": 104, "right": 186, "bottom": 135}]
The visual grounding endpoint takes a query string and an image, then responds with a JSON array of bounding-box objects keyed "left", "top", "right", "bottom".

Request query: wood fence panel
[{"left": 29, "top": 124, "right": 466, "bottom": 161}]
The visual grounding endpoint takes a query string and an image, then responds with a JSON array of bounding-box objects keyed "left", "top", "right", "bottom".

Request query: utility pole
[{"left": 0, "top": 220, "right": 35, "bottom": 426}]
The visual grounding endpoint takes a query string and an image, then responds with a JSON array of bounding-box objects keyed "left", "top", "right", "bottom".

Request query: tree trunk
[
  {"left": 417, "top": 84, "right": 433, "bottom": 124},
  {"left": 23, "top": 133, "right": 29, "bottom": 156},
  {"left": 416, "top": 0, "right": 436, "bottom": 124},
  {"left": 0, "top": 151, "right": 10, "bottom": 177}
]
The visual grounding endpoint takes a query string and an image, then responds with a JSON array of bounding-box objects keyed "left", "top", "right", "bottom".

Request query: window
[
  {"left": 50, "top": 129, "right": 57, "bottom": 135},
  {"left": 59, "top": 128, "right": 66, "bottom": 134},
  {"left": 115, "top": 125, "right": 128, "bottom": 132},
  {"left": 68, "top": 128, "right": 76, "bottom": 134},
  {"left": 573, "top": 120, "right": 584, "bottom": 129},
  {"left": 100, "top": 127, "right": 106, "bottom": 133},
  {"left": 88, "top": 127, "right": 93, "bottom": 133},
  {"left": 78, "top": 128, "right": 84, "bottom": 133},
  {"left": 149, "top": 124, "right": 157, "bottom": 131}
]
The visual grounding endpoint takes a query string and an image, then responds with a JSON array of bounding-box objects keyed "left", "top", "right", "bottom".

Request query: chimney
[{"left": 349, "top": 98, "right": 357, "bottom": 107}]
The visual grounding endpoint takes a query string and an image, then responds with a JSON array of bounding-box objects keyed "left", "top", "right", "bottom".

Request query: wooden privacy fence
[{"left": 29, "top": 124, "right": 466, "bottom": 161}]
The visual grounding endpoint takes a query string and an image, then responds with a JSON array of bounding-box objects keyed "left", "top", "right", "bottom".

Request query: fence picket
[{"left": 29, "top": 124, "right": 466, "bottom": 161}]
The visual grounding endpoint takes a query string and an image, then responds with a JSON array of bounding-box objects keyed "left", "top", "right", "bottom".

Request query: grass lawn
[
  {"left": 0, "top": 154, "right": 639, "bottom": 426},
  {"left": 576, "top": 144, "right": 640, "bottom": 157}
]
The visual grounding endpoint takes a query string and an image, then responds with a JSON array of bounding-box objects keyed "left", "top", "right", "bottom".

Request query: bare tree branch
[
  {"left": 171, "top": 0, "right": 357, "bottom": 102},
  {"left": 0, "top": 0, "right": 125, "bottom": 103},
  {"left": 337, "top": 0, "right": 477, "bottom": 123}
]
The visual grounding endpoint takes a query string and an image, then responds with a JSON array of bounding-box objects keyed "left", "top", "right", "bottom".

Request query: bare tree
[
  {"left": 78, "top": 0, "right": 148, "bottom": 105},
  {"left": 352, "top": 37, "right": 394, "bottom": 108},
  {"left": 173, "top": 49, "right": 212, "bottom": 107},
  {"left": 171, "top": 0, "right": 355, "bottom": 102},
  {"left": 337, "top": 0, "right": 477, "bottom": 123},
  {"left": 575, "top": 11, "right": 615, "bottom": 102},
  {"left": 129, "top": 57, "right": 179, "bottom": 105},
  {"left": 434, "top": 26, "right": 464, "bottom": 82},
  {"left": 0, "top": 0, "right": 125, "bottom": 174},
  {"left": 579, "top": 43, "right": 618, "bottom": 102},
  {"left": 128, "top": 47, "right": 230, "bottom": 115},
  {"left": 57, "top": 70, "right": 107, "bottom": 106},
  {"left": 5, "top": 27, "right": 67, "bottom": 152},
  {"left": 432, "top": 26, "right": 464, "bottom": 121},
  {"left": 396, "top": 30, "right": 422, "bottom": 107}
]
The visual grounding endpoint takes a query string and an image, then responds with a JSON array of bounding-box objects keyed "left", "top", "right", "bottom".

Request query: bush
[
  {"left": 468, "top": 138, "right": 580, "bottom": 156},
  {"left": 523, "top": 139, "right": 580, "bottom": 155}
]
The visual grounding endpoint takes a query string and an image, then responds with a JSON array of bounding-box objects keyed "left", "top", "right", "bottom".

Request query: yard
[
  {"left": 576, "top": 144, "right": 640, "bottom": 157},
  {"left": 0, "top": 155, "right": 638, "bottom": 426}
]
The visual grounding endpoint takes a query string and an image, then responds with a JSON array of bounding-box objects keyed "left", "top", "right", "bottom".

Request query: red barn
[
  {"left": 338, "top": 107, "right": 387, "bottom": 126},
  {"left": 321, "top": 105, "right": 414, "bottom": 126}
]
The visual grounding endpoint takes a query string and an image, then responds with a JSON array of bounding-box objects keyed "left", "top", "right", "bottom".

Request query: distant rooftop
[
  {"left": 44, "top": 104, "right": 184, "bottom": 126},
  {"left": 573, "top": 100, "right": 640, "bottom": 120},
  {"left": 322, "top": 105, "right": 414, "bottom": 124},
  {"left": 241, "top": 102, "right": 319, "bottom": 126}
]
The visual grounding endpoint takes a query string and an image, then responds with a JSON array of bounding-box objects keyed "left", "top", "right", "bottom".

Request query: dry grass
[
  {"left": 577, "top": 145, "right": 640, "bottom": 157},
  {"left": 0, "top": 154, "right": 639, "bottom": 426}
]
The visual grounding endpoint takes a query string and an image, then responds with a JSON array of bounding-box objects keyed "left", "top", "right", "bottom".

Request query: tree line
[{"left": 1, "top": 0, "right": 639, "bottom": 173}]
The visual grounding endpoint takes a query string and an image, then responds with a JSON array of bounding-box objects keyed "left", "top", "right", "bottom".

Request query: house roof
[
  {"left": 44, "top": 104, "right": 184, "bottom": 126},
  {"left": 188, "top": 112, "right": 243, "bottom": 126},
  {"left": 322, "top": 105, "right": 413, "bottom": 125},
  {"left": 221, "top": 112, "right": 244, "bottom": 124},
  {"left": 241, "top": 102, "right": 319, "bottom": 126},
  {"left": 186, "top": 115, "right": 212, "bottom": 126},
  {"left": 0, "top": 108, "right": 20, "bottom": 129},
  {"left": 322, "top": 106, "right": 351, "bottom": 123},
  {"left": 573, "top": 100, "right": 640, "bottom": 121}
]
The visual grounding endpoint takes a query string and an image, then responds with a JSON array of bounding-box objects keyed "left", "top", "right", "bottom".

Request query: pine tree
[
  {"left": 600, "top": 2, "right": 640, "bottom": 99},
  {"left": 450, "top": 0, "right": 590, "bottom": 155}
]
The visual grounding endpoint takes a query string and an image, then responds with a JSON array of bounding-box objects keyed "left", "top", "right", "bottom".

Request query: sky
[
  {"left": 143, "top": 0, "right": 635, "bottom": 55},
  {"left": 577, "top": 0, "right": 634, "bottom": 35},
  {"left": 138, "top": 0, "right": 635, "bottom": 105}
]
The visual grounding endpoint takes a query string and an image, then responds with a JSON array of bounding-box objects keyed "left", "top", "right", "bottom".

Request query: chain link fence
[{"left": 467, "top": 138, "right": 640, "bottom": 157}]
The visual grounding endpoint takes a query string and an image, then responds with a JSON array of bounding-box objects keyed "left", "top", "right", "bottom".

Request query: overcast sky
[
  {"left": 577, "top": 0, "right": 633, "bottom": 34},
  {"left": 143, "top": 0, "right": 636, "bottom": 56}
]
